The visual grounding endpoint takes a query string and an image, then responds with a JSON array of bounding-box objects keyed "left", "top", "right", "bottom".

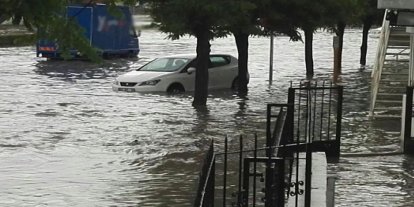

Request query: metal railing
[
  {"left": 194, "top": 81, "right": 343, "bottom": 207},
  {"left": 287, "top": 81, "right": 343, "bottom": 157},
  {"left": 370, "top": 9, "right": 391, "bottom": 116},
  {"left": 194, "top": 141, "right": 216, "bottom": 207}
]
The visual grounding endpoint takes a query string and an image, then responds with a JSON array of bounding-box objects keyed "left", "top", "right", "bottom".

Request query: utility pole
[{"left": 269, "top": 34, "right": 274, "bottom": 85}]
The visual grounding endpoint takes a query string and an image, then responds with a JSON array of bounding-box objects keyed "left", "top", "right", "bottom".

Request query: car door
[
  {"left": 208, "top": 55, "right": 236, "bottom": 89},
  {"left": 174, "top": 60, "right": 196, "bottom": 91}
]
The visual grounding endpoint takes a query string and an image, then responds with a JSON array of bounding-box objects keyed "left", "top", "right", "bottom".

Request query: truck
[{"left": 37, "top": 4, "right": 140, "bottom": 59}]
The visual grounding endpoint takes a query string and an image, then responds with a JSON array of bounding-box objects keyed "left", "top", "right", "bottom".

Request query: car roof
[{"left": 162, "top": 54, "right": 235, "bottom": 59}]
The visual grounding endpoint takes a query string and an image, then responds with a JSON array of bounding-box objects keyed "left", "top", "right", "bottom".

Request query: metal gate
[{"left": 194, "top": 80, "right": 344, "bottom": 207}]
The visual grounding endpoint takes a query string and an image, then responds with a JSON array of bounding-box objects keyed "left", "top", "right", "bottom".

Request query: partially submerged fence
[{"left": 194, "top": 81, "right": 343, "bottom": 207}]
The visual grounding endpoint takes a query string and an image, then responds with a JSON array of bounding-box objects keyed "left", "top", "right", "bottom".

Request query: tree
[
  {"left": 286, "top": 0, "right": 332, "bottom": 77},
  {"left": 149, "top": 0, "right": 229, "bottom": 107},
  {"left": 325, "top": 0, "right": 358, "bottom": 72},
  {"left": 222, "top": 0, "right": 258, "bottom": 95},
  {"left": 223, "top": 0, "right": 300, "bottom": 94},
  {"left": 355, "top": 0, "right": 383, "bottom": 67}
]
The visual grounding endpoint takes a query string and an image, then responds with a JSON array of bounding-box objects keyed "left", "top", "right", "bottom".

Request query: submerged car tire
[{"left": 167, "top": 83, "right": 185, "bottom": 94}]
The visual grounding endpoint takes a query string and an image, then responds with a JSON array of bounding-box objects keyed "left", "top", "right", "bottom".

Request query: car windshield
[{"left": 139, "top": 58, "right": 191, "bottom": 72}]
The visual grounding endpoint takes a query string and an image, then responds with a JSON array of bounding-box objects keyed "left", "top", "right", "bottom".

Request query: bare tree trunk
[
  {"left": 192, "top": 28, "right": 210, "bottom": 107},
  {"left": 336, "top": 22, "right": 346, "bottom": 72},
  {"left": 360, "top": 20, "right": 372, "bottom": 66},
  {"left": 304, "top": 28, "right": 314, "bottom": 77},
  {"left": 234, "top": 31, "right": 249, "bottom": 95}
]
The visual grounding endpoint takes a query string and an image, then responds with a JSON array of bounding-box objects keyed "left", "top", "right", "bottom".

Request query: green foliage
[
  {"left": 222, "top": 0, "right": 258, "bottom": 34},
  {"left": 355, "top": 0, "right": 383, "bottom": 25},
  {"left": 149, "top": 0, "right": 229, "bottom": 39},
  {"left": 258, "top": 0, "right": 301, "bottom": 40},
  {"left": 1, "top": 0, "right": 139, "bottom": 62},
  {"left": 1, "top": 0, "right": 65, "bottom": 31}
]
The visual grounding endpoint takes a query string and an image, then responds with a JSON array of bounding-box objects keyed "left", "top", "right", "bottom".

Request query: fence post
[
  {"left": 276, "top": 159, "right": 285, "bottom": 207},
  {"left": 285, "top": 87, "right": 295, "bottom": 144},
  {"left": 223, "top": 136, "right": 228, "bottom": 207},
  {"left": 267, "top": 104, "right": 272, "bottom": 157},
  {"left": 194, "top": 140, "right": 215, "bottom": 207},
  {"left": 304, "top": 143, "right": 313, "bottom": 207},
  {"left": 334, "top": 85, "right": 343, "bottom": 158},
  {"left": 404, "top": 86, "right": 414, "bottom": 154}
]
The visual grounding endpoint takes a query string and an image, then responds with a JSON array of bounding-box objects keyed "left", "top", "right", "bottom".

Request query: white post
[
  {"left": 269, "top": 34, "right": 274, "bottom": 84},
  {"left": 407, "top": 27, "right": 414, "bottom": 86},
  {"left": 402, "top": 94, "right": 406, "bottom": 153}
]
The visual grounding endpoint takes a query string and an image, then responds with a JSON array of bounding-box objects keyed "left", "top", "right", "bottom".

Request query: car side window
[{"left": 209, "top": 56, "right": 230, "bottom": 68}]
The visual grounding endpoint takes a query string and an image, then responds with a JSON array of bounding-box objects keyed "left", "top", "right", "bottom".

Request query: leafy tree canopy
[{"left": 149, "top": 0, "right": 230, "bottom": 40}]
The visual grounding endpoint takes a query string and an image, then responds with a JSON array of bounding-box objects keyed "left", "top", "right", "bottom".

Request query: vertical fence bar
[
  {"left": 194, "top": 140, "right": 215, "bottom": 207},
  {"left": 223, "top": 136, "right": 228, "bottom": 207},
  {"left": 297, "top": 84, "right": 302, "bottom": 143},
  {"left": 287, "top": 88, "right": 296, "bottom": 144},
  {"left": 238, "top": 135, "right": 243, "bottom": 206},
  {"left": 327, "top": 82, "right": 333, "bottom": 141},
  {"left": 295, "top": 83, "right": 302, "bottom": 206},
  {"left": 265, "top": 140, "right": 274, "bottom": 207},
  {"left": 404, "top": 86, "right": 413, "bottom": 153},
  {"left": 320, "top": 81, "right": 326, "bottom": 141},
  {"left": 305, "top": 84, "right": 310, "bottom": 143},
  {"left": 253, "top": 134, "right": 258, "bottom": 207},
  {"left": 267, "top": 104, "right": 272, "bottom": 157},
  {"left": 243, "top": 159, "right": 249, "bottom": 207},
  {"left": 313, "top": 83, "right": 317, "bottom": 142},
  {"left": 276, "top": 159, "right": 285, "bottom": 207},
  {"left": 295, "top": 143, "right": 300, "bottom": 206},
  {"left": 304, "top": 143, "right": 312, "bottom": 207},
  {"left": 210, "top": 157, "right": 216, "bottom": 207},
  {"left": 335, "top": 86, "right": 343, "bottom": 157}
]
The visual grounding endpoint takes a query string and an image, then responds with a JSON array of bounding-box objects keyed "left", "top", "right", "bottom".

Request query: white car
[{"left": 112, "top": 54, "right": 246, "bottom": 93}]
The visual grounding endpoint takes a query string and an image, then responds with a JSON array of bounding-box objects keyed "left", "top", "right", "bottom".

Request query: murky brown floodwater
[{"left": 0, "top": 20, "right": 413, "bottom": 206}]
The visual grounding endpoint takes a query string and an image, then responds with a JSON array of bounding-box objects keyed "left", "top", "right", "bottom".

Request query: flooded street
[{"left": 1, "top": 27, "right": 414, "bottom": 206}]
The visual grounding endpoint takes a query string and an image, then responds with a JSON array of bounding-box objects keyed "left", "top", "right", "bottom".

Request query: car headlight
[
  {"left": 113, "top": 80, "right": 119, "bottom": 85},
  {"left": 139, "top": 79, "right": 160, "bottom": 86}
]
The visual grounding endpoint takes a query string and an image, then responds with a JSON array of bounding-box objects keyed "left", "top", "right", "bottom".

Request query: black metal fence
[
  {"left": 194, "top": 81, "right": 343, "bottom": 207},
  {"left": 286, "top": 81, "right": 343, "bottom": 157}
]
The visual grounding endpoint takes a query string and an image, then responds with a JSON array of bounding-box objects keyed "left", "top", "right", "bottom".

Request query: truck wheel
[{"left": 167, "top": 84, "right": 185, "bottom": 94}]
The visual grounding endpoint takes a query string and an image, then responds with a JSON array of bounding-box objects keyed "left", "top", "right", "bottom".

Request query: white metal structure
[
  {"left": 112, "top": 54, "right": 244, "bottom": 93},
  {"left": 370, "top": 10, "right": 411, "bottom": 118}
]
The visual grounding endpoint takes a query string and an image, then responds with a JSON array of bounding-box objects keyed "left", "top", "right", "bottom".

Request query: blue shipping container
[{"left": 37, "top": 4, "right": 140, "bottom": 59}]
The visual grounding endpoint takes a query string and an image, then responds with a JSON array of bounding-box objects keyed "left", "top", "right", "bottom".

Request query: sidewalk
[{"left": 0, "top": 24, "right": 35, "bottom": 47}]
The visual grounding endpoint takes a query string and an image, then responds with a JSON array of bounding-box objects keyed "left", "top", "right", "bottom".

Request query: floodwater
[{"left": 1, "top": 24, "right": 414, "bottom": 206}]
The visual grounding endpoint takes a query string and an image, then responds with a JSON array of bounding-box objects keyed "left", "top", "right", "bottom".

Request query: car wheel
[
  {"left": 167, "top": 84, "right": 185, "bottom": 94},
  {"left": 231, "top": 77, "right": 239, "bottom": 90}
]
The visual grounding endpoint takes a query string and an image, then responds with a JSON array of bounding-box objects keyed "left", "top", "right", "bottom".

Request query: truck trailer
[{"left": 37, "top": 4, "right": 140, "bottom": 59}]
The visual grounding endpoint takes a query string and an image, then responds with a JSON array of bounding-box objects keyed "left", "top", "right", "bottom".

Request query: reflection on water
[
  {"left": 0, "top": 29, "right": 413, "bottom": 206},
  {"left": 34, "top": 58, "right": 141, "bottom": 81}
]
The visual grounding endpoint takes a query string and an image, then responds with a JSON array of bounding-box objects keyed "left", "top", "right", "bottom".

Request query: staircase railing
[{"left": 370, "top": 9, "right": 391, "bottom": 116}]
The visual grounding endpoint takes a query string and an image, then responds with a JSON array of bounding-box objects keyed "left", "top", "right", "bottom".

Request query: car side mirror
[{"left": 187, "top": 67, "right": 196, "bottom": 74}]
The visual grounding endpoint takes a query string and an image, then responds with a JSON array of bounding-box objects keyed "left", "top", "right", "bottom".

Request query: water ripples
[{"left": 0, "top": 28, "right": 413, "bottom": 206}]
